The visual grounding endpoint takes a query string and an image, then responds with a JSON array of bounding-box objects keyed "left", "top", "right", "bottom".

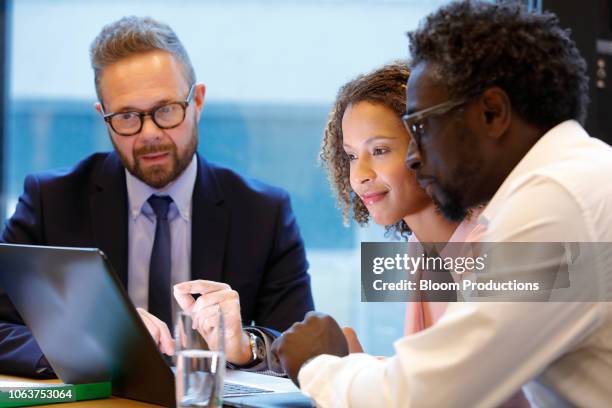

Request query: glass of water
[
  {"left": 175, "top": 310, "right": 225, "bottom": 407},
  {"left": 176, "top": 349, "right": 225, "bottom": 407}
]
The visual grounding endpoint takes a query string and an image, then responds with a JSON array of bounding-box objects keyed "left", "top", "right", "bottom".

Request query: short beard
[
  {"left": 113, "top": 126, "right": 198, "bottom": 189},
  {"left": 432, "top": 155, "right": 481, "bottom": 223},
  {"left": 433, "top": 120, "right": 483, "bottom": 222},
  {"left": 431, "top": 186, "right": 468, "bottom": 222}
]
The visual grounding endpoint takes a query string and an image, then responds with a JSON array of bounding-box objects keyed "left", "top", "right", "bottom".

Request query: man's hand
[
  {"left": 173, "top": 280, "right": 252, "bottom": 365},
  {"left": 271, "top": 312, "right": 348, "bottom": 385},
  {"left": 136, "top": 308, "right": 174, "bottom": 356}
]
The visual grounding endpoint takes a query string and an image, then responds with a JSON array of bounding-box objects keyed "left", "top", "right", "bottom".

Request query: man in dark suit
[{"left": 0, "top": 16, "right": 313, "bottom": 377}]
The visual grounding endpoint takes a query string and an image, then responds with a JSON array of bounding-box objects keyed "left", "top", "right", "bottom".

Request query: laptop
[{"left": 0, "top": 243, "right": 313, "bottom": 407}]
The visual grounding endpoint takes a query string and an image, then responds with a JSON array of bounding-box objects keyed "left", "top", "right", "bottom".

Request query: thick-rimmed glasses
[
  {"left": 101, "top": 84, "right": 196, "bottom": 136},
  {"left": 401, "top": 98, "right": 469, "bottom": 149}
]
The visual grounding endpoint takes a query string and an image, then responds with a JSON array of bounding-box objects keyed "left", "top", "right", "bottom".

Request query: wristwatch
[{"left": 247, "top": 331, "right": 266, "bottom": 365}]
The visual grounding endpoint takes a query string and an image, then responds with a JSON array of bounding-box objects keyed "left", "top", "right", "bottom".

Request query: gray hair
[{"left": 90, "top": 16, "right": 196, "bottom": 101}]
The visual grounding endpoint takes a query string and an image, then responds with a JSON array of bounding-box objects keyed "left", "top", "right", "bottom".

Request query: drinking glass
[{"left": 175, "top": 310, "right": 225, "bottom": 407}]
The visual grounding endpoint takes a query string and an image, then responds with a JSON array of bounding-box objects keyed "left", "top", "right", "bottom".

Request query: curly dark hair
[
  {"left": 319, "top": 62, "right": 413, "bottom": 237},
  {"left": 407, "top": 0, "right": 589, "bottom": 129}
]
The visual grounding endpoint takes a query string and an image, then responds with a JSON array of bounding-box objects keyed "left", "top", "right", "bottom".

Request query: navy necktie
[{"left": 148, "top": 195, "right": 173, "bottom": 330}]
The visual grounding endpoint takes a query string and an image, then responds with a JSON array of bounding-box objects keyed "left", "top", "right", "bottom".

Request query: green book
[{"left": 0, "top": 381, "right": 111, "bottom": 407}]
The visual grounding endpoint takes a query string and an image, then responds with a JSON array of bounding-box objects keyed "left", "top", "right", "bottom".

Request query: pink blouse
[{"left": 404, "top": 212, "right": 486, "bottom": 335}]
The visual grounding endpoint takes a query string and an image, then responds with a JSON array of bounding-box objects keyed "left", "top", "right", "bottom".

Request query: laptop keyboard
[{"left": 223, "top": 382, "right": 274, "bottom": 397}]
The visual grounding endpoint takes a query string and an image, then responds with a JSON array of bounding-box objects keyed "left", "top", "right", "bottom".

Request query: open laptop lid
[{"left": 0, "top": 243, "right": 175, "bottom": 407}]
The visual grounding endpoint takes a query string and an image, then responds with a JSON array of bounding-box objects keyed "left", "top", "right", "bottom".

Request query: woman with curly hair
[{"left": 320, "top": 62, "right": 485, "bottom": 342}]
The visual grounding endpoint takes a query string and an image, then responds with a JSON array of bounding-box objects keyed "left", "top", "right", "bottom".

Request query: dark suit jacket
[{"left": 0, "top": 152, "right": 314, "bottom": 377}]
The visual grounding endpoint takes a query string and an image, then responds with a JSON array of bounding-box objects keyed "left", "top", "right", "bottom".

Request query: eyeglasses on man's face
[
  {"left": 101, "top": 84, "right": 196, "bottom": 137},
  {"left": 401, "top": 97, "right": 469, "bottom": 149}
]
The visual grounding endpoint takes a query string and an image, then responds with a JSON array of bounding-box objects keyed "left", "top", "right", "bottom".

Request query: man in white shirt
[{"left": 271, "top": 1, "right": 612, "bottom": 406}]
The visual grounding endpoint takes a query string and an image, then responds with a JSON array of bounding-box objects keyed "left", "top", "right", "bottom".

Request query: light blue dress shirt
[{"left": 125, "top": 155, "right": 197, "bottom": 313}]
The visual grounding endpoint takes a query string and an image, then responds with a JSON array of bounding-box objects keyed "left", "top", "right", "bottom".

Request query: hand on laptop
[
  {"left": 136, "top": 307, "right": 175, "bottom": 356},
  {"left": 174, "top": 280, "right": 252, "bottom": 365},
  {"left": 271, "top": 312, "right": 348, "bottom": 386}
]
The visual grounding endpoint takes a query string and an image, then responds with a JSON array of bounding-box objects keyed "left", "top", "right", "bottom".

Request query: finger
[
  {"left": 197, "top": 309, "right": 240, "bottom": 338},
  {"left": 143, "top": 310, "right": 175, "bottom": 356},
  {"left": 191, "top": 289, "right": 239, "bottom": 314},
  {"left": 137, "top": 308, "right": 160, "bottom": 343},
  {"left": 268, "top": 342, "right": 284, "bottom": 373},
  {"left": 196, "top": 298, "right": 241, "bottom": 333},
  {"left": 174, "top": 280, "right": 231, "bottom": 296},
  {"left": 174, "top": 279, "right": 230, "bottom": 312},
  {"left": 193, "top": 306, "right": 239, "bottom": 336},
  {"left": 137, "top": 308, "right": 156, "bottom": 334},
  {"left": 193, "top": 310, "right": 216, "bottom": 334},
  {"left": 270, "top": 335, "right": 299, "bottom": 386},
  {"left": 270, "top": 354, "right": 283, "bottom": 371},
  {"left": 173, "top": 285, "right": 197, "bottom": 312},
  {"left": 201, "top": 327, "right": 221, "bottom": 351},
  {"left": 155, "top": 318, "right": 175, "bottom": 356},
  {"left": 342, "top": 327, "right": 364, "bottom": 353},
  {"left": 192, "top": 304, "right": 231, "bottom": 330},
  {"left": 193, "top": 302, "right": 224, "bottom": 322},
  {"left": 192, "top": 304, "right": 222, "bottom": 337}
]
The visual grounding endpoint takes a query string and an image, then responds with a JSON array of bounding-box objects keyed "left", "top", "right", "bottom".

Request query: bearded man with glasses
[{"left": 0, "top": 16, "right": 313, "bottom": 378}]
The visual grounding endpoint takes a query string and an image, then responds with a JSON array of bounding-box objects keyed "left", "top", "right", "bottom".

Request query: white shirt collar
[
  {"left": 125, "top": 154, "right": 198, "bottom": 221},
  {"left": 480, "top": 120, "right": 588, "bottom": 226}
]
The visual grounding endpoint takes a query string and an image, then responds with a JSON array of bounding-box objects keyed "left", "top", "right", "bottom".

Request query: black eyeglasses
[
  {"left": 101, "top": 84, "right": 196, "bottom": 136},
  {"left": 401, "top": 97, "right": 469, "bottom": 149}
]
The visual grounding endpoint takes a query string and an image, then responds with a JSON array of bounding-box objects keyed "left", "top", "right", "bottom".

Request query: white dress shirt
[
  {"left": 298, "top": 121, "right": 612, "bottom": 407},
  {"left": 126, "top": 155, "right": 197, "bottom": 312}
]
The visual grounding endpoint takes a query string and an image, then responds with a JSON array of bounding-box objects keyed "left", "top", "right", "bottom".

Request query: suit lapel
[
  {"left": 89, "top": 153, "right": 129, "bottom": 287},
  {"left": 191, "top": 154, "right": 227, "bottom": 283}
]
